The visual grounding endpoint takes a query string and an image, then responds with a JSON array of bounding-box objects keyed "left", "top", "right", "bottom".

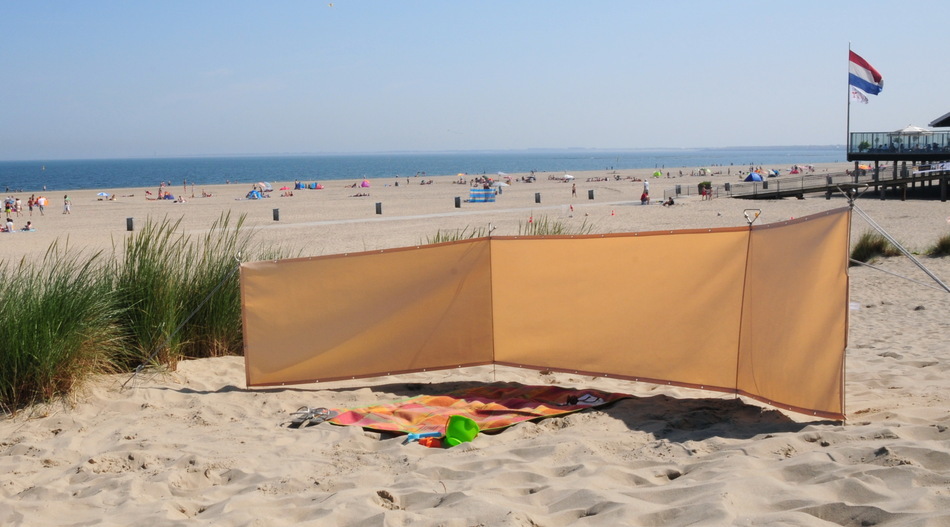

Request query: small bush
[
  {"left": 926, "top": 233, "right": 950, "bottom": 257},
  {"left": 850, "top": 231, "right": 902, "bottom": 265}
]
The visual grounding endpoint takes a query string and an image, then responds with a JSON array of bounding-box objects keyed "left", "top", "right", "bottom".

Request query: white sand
[{"left": 2, "top": 162, "right": 950, "bottom": 525}]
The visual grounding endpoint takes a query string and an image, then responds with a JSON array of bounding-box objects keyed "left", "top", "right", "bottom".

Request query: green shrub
[{"left": 850, "top": 230, "right": 902, "bottom": 265}]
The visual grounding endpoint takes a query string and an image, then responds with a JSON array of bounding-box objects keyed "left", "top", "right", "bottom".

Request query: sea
[{"left": 0, "top": 146, "right": 846, "bottom": 193}]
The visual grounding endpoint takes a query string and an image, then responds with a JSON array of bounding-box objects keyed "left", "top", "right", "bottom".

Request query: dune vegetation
[{"left": 0, "top": 212, "right": 283, "bottom": 412}]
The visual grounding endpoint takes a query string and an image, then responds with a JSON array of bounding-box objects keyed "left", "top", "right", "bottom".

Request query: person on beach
[
  {"left": 572, "top": 183, "right": 577, "bottom": 197},
  {"left": 22, "top": 221, "right": 32, "bottom": 231},
  {"left": 63, "top": 195, "right": 71, "bottom": 214},
  {"left": 5, "top": 217, "right": 14, "bottom": 232}
]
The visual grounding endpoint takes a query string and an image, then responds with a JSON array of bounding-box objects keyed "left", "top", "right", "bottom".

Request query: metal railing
[{"left": 660, "top": 165, "right": 949, "bottom": 201}]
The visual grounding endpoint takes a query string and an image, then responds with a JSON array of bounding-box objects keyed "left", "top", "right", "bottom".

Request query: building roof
[{"left": 929, "top": 111, "right": 950, "bottom": 128}]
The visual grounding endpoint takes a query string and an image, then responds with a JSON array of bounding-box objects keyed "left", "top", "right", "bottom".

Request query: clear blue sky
[{"left": 2, "top": 1, "right": 949, "bottom": 160}]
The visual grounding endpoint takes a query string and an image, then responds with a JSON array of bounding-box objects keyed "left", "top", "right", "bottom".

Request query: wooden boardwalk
[{"left": 724, "top": 168, "right": 950, "bottom": 201}]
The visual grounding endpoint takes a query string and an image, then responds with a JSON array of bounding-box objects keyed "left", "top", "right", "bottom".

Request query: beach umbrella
[
  {"left": 491, "top": 181, "right": 509, "bottom": 187},
  {"left": 563, "top": 174, "right": 574, "bottom": 180},
  {"left": 893, "top": 124, "right": 930, "bottom": 135},
  {"left": 97, "top": 192, "right": 110, "bottom": 197}
]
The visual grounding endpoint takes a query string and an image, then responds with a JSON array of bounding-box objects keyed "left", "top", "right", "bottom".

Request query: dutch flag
[{"left": 849, "top": 51, "right": 883, "bottom": 96}]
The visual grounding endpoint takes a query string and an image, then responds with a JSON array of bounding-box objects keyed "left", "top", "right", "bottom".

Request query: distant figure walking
[
  {"left": 571, "top": 183, "right": 577, "bottom": 197},
  {"left": 63, "top": 195, "right": 71, "bottom": 214}
]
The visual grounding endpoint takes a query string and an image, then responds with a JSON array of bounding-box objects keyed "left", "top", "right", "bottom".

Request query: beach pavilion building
[{"left": 847, "top": 115, "right": 950, "bottom": 201}]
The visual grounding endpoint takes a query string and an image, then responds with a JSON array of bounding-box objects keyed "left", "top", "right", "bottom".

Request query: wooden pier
[{"left": 726, "top": 165, "right": 950, "bottom": 201}]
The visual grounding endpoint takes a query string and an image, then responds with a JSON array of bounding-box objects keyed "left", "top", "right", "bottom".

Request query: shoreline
[{"left": 4, "top": 161, "right": 950, "bottom": 262}]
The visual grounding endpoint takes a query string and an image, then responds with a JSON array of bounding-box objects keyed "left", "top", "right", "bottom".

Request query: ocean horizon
[{"left": 1, "top": 146, "right": 846, "bottom": 193}]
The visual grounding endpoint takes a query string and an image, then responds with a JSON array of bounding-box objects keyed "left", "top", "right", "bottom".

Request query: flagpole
[{"left": 846, "top": 43, "right": 852, "bottom": 155}]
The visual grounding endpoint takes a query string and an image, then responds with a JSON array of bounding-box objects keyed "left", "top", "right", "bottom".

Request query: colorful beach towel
[{"left": 329, "top": 383, "right": 631, "bottom": 435}]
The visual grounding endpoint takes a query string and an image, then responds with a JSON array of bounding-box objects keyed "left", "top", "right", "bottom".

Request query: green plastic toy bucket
[{"left": 444, "top": 415, "right": 479, "bottom": 447}]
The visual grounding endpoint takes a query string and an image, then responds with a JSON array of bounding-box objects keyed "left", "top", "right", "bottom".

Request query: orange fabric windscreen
[
  {"left": 241, "top": 240, "right": 494, "bottom": 386},
  {"left": 241, "top": 208, "right": 850, "bottom": 419},
  {"left": 736, "top": 210, "right": 850, "bottom": 418},
  {"left": 489, "top": 229, "right": 749, "bottom": 392}
]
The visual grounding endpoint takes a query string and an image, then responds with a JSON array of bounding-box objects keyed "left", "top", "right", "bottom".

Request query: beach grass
[
  {"left": 518, "top": 215, "right": 592, "bottom": 236},
  {"left": 424, "top": 226, "right": 490, "bottom": 244},
  {"left": 0, "top": 243, "right": 124, "bottom": 412},
  {"left": 177, "top": 213, "right": 269, "bottom": 359},
  {"left": 113, "top": 212, "right": 277, "bottom": 367},
  {"left": 850, "top": 230, "right": 902, "bottom": 265},
  {"left": 0, "top": 212, "right": 285, "bottom": 410},
  {"left": 112, "top": 216, "right": 192, "bottom": 369},
  {"left": 926, "top": 233, "right": 950, "bottom": 257}
]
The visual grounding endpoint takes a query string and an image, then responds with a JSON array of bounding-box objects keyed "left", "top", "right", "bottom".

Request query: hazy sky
[{"left": 3, "top": 1, "right": 949, "bottom": 160}]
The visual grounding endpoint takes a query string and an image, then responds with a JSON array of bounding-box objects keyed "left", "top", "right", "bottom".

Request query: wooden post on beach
[
  {"left": 454, "top": 196, "right": 461, "bottom": 208},
  {"left": 535, "top": 192, "right": 541, "bottom": 204},
  {"left": 273, "top": 208, "right": 279, "bottom": 221},
  {"left": 588, "top": 189, "right": 594, "bottom": 200},
  {"left": 375, "top": 202, "right": 382, "bottom": 215},
  {"left": 126, "top": 217, "right": 133, "bottom": 231}
]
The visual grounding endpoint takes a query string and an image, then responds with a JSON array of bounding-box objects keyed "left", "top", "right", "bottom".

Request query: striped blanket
[{"left": 329, "top": 383, "right": 630, "bottom": 435}]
